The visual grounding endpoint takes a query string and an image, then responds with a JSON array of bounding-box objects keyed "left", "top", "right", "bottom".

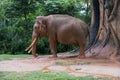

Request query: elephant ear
[
  {"left": 36, "top": 16, "right": 47, "bottom": 28},
  {"left": 36, "top": 16, "right": 46, "bottom": 23},
  {"left": 36, "top": 16, "right": 42, "bottom": 24}
]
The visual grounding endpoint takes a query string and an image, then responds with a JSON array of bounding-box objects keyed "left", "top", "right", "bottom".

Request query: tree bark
[
  {"left": 86, "top": 0, "right": 120, "bottom": 61},
  {"left": 89, "top": 0, "right": 100, "bottom": 46}
]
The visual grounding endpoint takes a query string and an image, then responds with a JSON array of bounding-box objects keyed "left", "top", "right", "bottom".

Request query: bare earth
[{"left": 0, "top": 53, "right": 120, "bottom": 79}]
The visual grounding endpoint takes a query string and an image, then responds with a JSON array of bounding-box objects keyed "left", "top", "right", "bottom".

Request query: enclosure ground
[{"left": 0, "top": 53, "right": 120, "bottom": 80}]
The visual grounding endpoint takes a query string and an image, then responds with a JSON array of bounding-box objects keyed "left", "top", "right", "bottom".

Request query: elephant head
[{"left": 25, "top": 16, "right": 47, "bottom": 57}]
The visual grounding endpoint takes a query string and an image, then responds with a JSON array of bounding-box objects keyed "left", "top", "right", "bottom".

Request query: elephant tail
[{"left": 85, "top": 28, "right": 91, "bottom": 51}]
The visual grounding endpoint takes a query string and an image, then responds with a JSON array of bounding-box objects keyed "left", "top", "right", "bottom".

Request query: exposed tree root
[
  {"left": 101, "top": 24, "right": 110, "bottom": 47},
  {"left": 88, "top": 27, "right": 102, "bottom": 50},
  {"left": 109, "top": 23, "right": 120, "bottom": 48},
  {"left": 108, "top": 0, "right": 119, "bottom": 21},
  {"left": 85, "top": 42, "right": 120, "bottom": 62}
]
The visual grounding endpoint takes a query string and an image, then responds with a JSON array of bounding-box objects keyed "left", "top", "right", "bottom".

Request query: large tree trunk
[{"left": 86, "top": 0, "right": 120, "bottom": 60}]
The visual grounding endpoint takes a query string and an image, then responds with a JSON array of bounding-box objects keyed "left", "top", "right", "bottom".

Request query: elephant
[{"left": 25, "top": 14, "right": 90, "bottom": 58}]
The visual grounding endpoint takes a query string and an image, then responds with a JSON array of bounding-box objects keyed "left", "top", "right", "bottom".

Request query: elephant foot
[
  {"left": 33, "top": 54, "right": 39, "bottom": 58},
  {"left": 78, "top": 55, "right": 86, "bottom": 59},
  {"left": 52, "top": 54, "right": 58, "bottom": 57},
  {"left": 49, "top": 55, "right": 58, "bottom": 59}
]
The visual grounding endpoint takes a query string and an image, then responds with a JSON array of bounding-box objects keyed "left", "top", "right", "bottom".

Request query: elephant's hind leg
[{"left": 78, "top": 41, "right": 86, "bottom": 58}]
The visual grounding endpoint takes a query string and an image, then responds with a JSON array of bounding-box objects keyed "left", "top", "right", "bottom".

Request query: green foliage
[
  {"left": 0, "top": 71, "right": 110, "bottom": 80},
  {"left": 37, "top": 37, "right": 50, "bottom": 54},
  {"left": 5, "top": 0, "right": 37, "bottom": 18},
  {"left": 43, "top": 0, "right": 81, "bottom": 16},
  {"left": 57, "top": 44, "right": 76, "bottom": 52},
  {"left": 0, "top": 0, "right": 91, "bottom": 55},
  {"left": 0, "top": 26, "right": 28, "bottom": 54}
]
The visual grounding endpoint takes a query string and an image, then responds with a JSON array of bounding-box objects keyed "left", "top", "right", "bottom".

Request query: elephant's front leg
[{"left": 49, "top": 40, "right": 57, "bottom": 58}]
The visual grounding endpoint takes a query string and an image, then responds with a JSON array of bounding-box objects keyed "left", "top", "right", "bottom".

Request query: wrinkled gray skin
[{"left": 28, "top": 15, "right": 89, "bottom": 58}]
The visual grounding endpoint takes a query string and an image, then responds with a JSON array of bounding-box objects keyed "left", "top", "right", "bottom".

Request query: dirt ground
[{"left": 0, "top": 53, "right": 120, "bottom": 80}]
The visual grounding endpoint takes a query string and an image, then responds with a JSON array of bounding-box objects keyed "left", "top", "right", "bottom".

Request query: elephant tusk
[
  {"left": 28, "top": 47, "right": 32, "bottom": 53},
  {"left": 25, "top": 47, "right": 31, "bottom": 52},
  {"left": 25, "top": 38, "right": 37, "bottom": 51}
]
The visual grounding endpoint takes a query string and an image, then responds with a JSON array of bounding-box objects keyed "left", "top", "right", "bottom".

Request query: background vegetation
[{"left": 0, "top": 0, "right": 91, "bottom": 55}]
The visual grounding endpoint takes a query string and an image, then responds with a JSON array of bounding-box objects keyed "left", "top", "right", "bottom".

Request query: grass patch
[
  {"left": 0, "top": 71, "right": 111, "bottom": 80},
  {"left": 0, "top": 54, "right": 31, "bottom": 61},
  {"left": 55, "top": 60, "right": 91, "bottom": 66}
]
